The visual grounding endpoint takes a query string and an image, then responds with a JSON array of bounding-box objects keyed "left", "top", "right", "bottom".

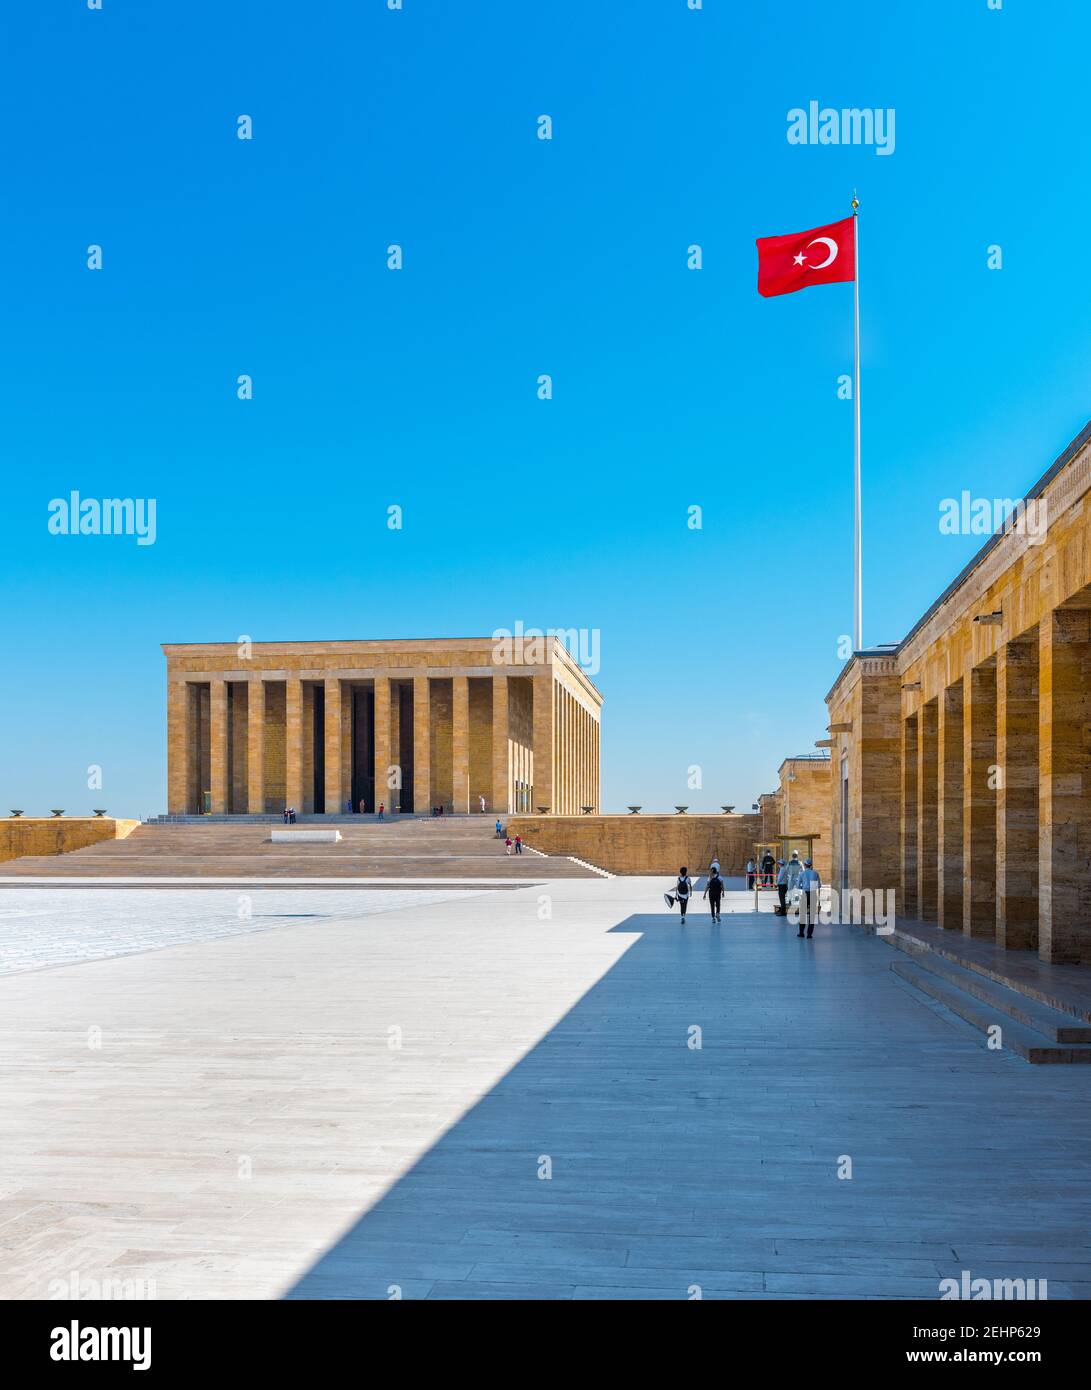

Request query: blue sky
[{"left": 2, "top": 0, "right": 1089, "bottom": 817}]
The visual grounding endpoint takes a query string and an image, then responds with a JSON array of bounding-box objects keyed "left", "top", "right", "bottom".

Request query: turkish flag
[{"left": 756, "top": 215, "right": 855, "bottom": 297}]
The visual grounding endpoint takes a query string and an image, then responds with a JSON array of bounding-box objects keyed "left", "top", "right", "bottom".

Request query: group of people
[
  {"left": 664, "top": 858, "right": 725, "bottom": 924},
  {"left": 745, "top": 851, "right": 778, "bottom": 888},
  {"left": 505, "top": 834, "right": 524, "bottom": 855},
  {"left": 664, "top": 851, "right": 823, "bottom": 937},
  {"left": 281, "top": 806, "right": 297, "bottom": 824}
]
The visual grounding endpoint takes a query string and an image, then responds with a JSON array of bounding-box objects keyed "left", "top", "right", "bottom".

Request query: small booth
[{"left": 751, "top": 835, "right": 820, "bottom": 888}]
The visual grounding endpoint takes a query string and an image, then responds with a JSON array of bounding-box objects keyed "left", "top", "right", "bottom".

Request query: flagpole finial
[{"left": 851, "top": 189, "right": 859, "bottom": 213}]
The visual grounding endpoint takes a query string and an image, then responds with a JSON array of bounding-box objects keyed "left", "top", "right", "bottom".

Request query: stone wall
[
  {"left": 777, "top": 757, "right": 833, "bottom": 880},
  {"left": 0, "top": 818, "right": 139, "bottom": 865},
  {"left": 507, "top": 813, "right": 764, "bottom": 875}
]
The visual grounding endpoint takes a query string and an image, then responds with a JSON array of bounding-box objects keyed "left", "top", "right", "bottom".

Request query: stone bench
[{"left": 270, "top": 829, "right": 342, "bottom": 844}]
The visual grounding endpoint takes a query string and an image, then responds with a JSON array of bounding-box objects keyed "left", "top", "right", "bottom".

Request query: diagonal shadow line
[{"left": 283, "top": 910, "right": 777, "bottom": 1300}]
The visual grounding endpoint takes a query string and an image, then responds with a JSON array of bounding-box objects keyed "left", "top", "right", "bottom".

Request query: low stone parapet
[
  {"left": 0, "top": 817, "right": 139, "bottom": 865},
  {"left": 507, "top": 813, "right": 764, "bottom": 876}
]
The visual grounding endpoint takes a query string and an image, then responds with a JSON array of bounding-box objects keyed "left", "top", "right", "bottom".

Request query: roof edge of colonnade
[{"left": 825, "top": 417, "right": 1091, "bottom": 706}]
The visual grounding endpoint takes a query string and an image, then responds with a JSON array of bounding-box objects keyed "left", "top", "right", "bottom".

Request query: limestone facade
[
  {"left": 775, "top": 755, "right": 833, "bottom": 879},
  {"left": 164, "top": 637, "right": 602, "bottom": 817},
  {"left": 826, "top": 420, "right": 1091, "bottom": 964}
]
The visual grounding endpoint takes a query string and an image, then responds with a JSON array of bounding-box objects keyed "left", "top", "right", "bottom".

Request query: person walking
[
  {"left": 703, "top": 866, "right": 724, "bottom": 923},
  {"left": 775, "top": 858, "right": 789, "bottom": 915},
  {"left": 505, "top": 836, "right": 514, "bottom": 856},
  {"left": 495, "top": 818, "right": 503, "bottom": 838},
  {"left": 797, "top": 859, "right": 821, "bottom": 938},
  {"left": 378, "top": 800, "right": 385, "bottom": 821},
  {"left": 664, "top": 866, "right": 694, "bottom": 923},
  {"left": 745, "top": 857, "right": 756, "bottom": 890},
  {"left": 514, "top": 834, "right": 523, "bottom": 854},
  {"left": 480, "top": 795, "right": 486, "bottom": 813}
]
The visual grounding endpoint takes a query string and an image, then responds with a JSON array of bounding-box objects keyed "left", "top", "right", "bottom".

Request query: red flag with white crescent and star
[{"left": 756, "top": 214, "right": 856, "bottom": 297}]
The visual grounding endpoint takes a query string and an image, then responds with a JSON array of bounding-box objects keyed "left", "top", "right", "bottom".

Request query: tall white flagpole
[{"left": 852, "top": 191, "right": 862, "bottom": 652}]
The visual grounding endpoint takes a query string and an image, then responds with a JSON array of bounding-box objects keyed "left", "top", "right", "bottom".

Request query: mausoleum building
[{"left": 164, "top": 636, "right": 602, "bottom": 818}]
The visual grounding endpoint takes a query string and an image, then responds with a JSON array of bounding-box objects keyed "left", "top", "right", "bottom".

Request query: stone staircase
[
  {"left": 891, "top": 922, "right": 1091, "bottom": 1063},
  {"left": 0, "top": 817, "right": 598, "bottom": 880}
]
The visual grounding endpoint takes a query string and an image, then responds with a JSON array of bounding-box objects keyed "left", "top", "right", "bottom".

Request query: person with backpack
[
  {"left": 664, "top": 866, "right": 693, "bottom": 923},
  {"left": 703, "top": 866, "right": 724, "bottom": 923}
]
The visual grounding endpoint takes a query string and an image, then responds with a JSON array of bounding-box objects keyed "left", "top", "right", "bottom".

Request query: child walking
[{"left": 664, "top": 866, "right": 694, "bottom": 923}]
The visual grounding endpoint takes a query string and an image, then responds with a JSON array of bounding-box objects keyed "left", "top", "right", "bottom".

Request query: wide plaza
[{"left": 2, "top": 858, "right": 1090, "bottom": 1301}]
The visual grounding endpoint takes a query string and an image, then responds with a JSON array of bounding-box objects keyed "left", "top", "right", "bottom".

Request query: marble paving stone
[{"left": 2, "top": 876, "right": 1091, "bottom": 1299}]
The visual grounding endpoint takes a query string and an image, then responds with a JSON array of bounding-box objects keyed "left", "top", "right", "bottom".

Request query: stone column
[
  {"left": 558, "top": 689, "right": 567, "bottom": 814},
  {"left": 300, "top": 684, "right": 315, "bottom": 814},
  {"left": 209, "top": 679, "right": 230, "bottom": 813},
  {"left": 901, "top": 714, "right": 919, "bottom": 917},
  {"left": 374, "top": 677, "right": 391, "bottom": 813},
  {"left": 340, "top": 683, "right": 352, "bottom": 812},
  {"left": 570, "top": 693, "right": 577, "bottom": 814},
  {"left": 285, "top": 677, "right": 303, "bottom": 812},
  {"left": 917, "top": 699, "right": 939, "bottom": 921},
  {"left": 389, "top": 683, "right": 402, "bottom": 811},
  {"left": 593, "top": 715, "right": 600, "bottom": 811},
  {"left": 1039, "top": 608, "right": 1091, "bottom": 963},
  {"left": 996, "top": 639, "right": 1039, "bottom": 950},
  {"left": 324, "top": 677, "right": 341, "bottom": 815},
  {"left": 412, "top": 675, "right": 431, "bottom": 813},
  {"left": 937, "top": 682, "right": 964, "bottom": 930},
  {"left": 532, "top": 675, "right": 553, "bottom": 813},
  {"left": 579, "top": 703, "right": 586, "bottom": 811},
  {"left": 962, "top": 663, "right": 997, "bottom": 938},
  {"left": 566, "top": 691, "right": 574, "bottom": 815},
  {"left": 167, "top": 680, "right": 191, "bottom": 813},
  {"left": 452, "top": 675, "right": 470, "bottom": 813},
  {"left": 491, "top": 674, "right": 509, "bottom": 814},
  {"left": 578, "top": 704, "right": 585, "bottom": 811},
  {"left": 247, "top": 679, "right": 265, "bottom": 814}
]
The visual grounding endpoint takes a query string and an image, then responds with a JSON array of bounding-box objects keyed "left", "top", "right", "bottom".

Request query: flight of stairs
[
  {"left": 891, "top": 925, "right": 1091, "bottom": 1063},
  {"left": 0, "top": 818, "right": 598, "bottom": 880}
]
